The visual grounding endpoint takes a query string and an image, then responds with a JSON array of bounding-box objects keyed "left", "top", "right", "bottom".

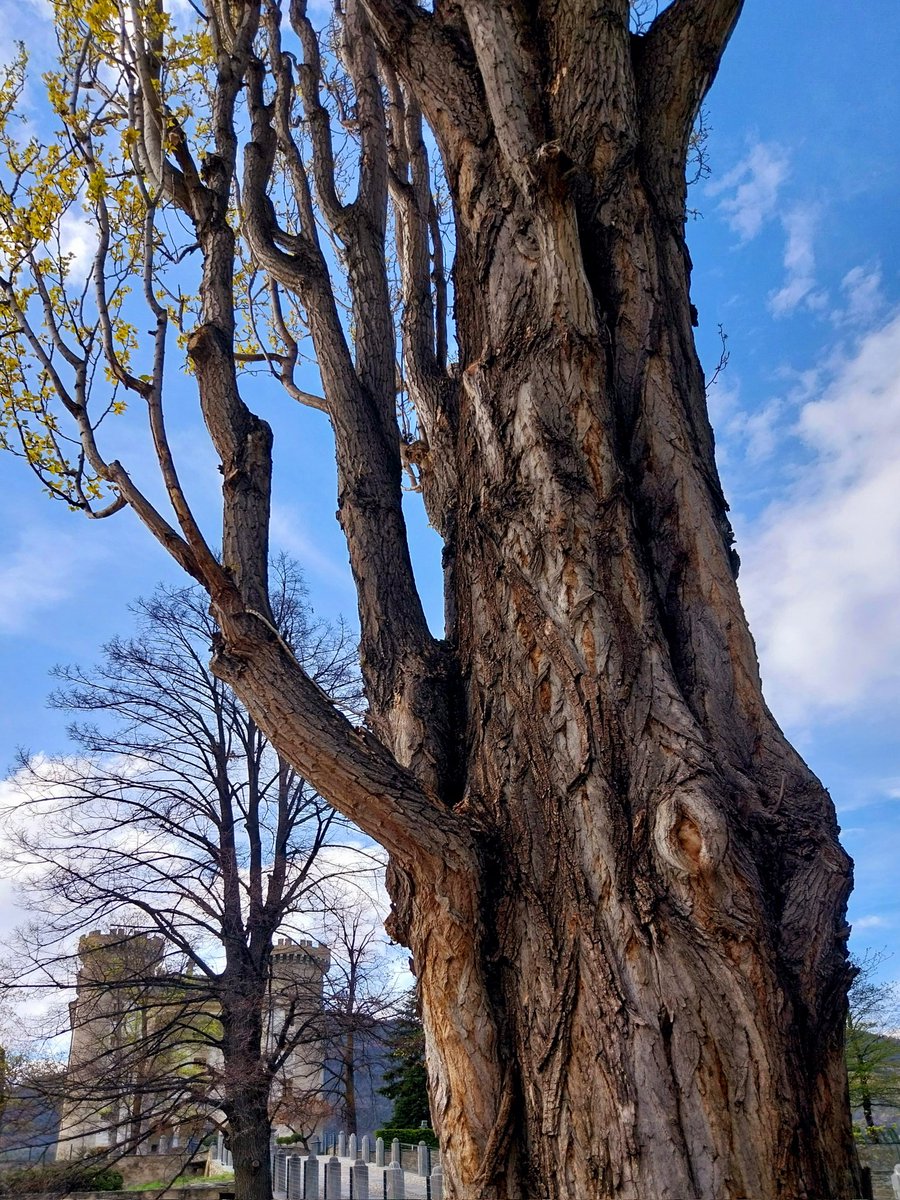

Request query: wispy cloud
[
  {"left": 0, "top": 524, "right": 107, "bottom": 635},
  {"left": 708, "top": 141, "right": 790, "bottom": 241},
  {"left": 270, "top": 503, "right": 352, "bottom": 589},
  {"left": 769, "top": 205, "right": 825, "bottom": 317},
  {"left": 853, "top": 915, "right": 890, "bottom": 931},
  {"left": 708, "top": 378, "right": 785, "bottom": 471},
  {"left": 737, "top": 311, "right": 900, "bottom": 722},
  {"left": 834, "top": 263, "right": 885, "bottom": 328}
]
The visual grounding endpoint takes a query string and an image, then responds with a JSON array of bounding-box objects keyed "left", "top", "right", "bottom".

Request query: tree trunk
[
  {"left": 210, "top": 4, "right": 857, "bottom": 1196},
  {"left": 224, "top": 1079, "right": 273, "bottom": 1200},
  {"left": 220, "top": 970, "right": 274, "bottom": 1200},
  {"left": 363, "top": 10, "right": 854, "bottom": 1197},
  {"left": 341, "top": 1029, "right": 357, "bottom": 1133}
]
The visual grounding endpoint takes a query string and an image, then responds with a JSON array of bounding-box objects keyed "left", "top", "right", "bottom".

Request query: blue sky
[{"left": 0, "top": 1, "right": 898, "bottom": 987}]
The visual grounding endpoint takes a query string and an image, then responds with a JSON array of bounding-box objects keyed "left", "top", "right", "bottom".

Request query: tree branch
[
  {"left": 361, "top": 0, "right": 488, "bottom": 151},
  {"left": 634, "top": 0, "right": 744, "bottom": 210},
  {"left": 210, "top": 609, "right": 472, "bottom": 869}
]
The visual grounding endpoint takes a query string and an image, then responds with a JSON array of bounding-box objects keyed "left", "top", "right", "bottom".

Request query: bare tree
[
  {"left": 2, "top": 562, "right": 361, "bottom": 1196},
  {"left": 0, "top": 1, "right": 858, "bottom": 1195},
  {"left": 846, "top": 953, "right": 900, "bottom": 1136},
  {"left": 318, "top": 883, "right": 402, "bottom": 1133}
]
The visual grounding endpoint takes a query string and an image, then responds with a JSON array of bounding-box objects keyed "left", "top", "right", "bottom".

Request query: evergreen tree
[{"left": 379, "top": 993, "right": 430, "bottom": 1129}]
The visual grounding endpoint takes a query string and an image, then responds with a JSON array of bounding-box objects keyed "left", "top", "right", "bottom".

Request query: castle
[{"left": 54, "top": 929, "right": 331, "bottom": 1162}]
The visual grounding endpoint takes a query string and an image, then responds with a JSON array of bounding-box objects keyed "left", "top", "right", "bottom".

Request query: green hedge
[
  {"left": 375, "top": 1126, "right": 438, "bottom": 1149},
  {"left": 0, "top": 1161, "right": 124, "bottom": 1194}
]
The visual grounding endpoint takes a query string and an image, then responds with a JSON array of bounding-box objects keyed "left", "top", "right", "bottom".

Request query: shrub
[
  {"left": 0, "top": 1159, "right": 124, "bottom": 1194},
  {"left": 83, "top": 1166, "right": 124, "bottom": 1191},
  {"left": 375, "top": 1126, "right": 438, "bottom": 1149}
]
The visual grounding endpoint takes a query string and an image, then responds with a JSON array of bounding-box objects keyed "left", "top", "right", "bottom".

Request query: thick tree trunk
[
  {"left": 211, "top": 4, "right": 857, "bottom": 1197},
  {"left": 401, "top": 166, "right": 853, "bottom": 1196},
  {"left": 224, "top": 1076, "right": 273, "bottom": 1200},
  {"left": 220, "top": 971, "right": 275, "bottom": 1200},
  {"left": 226, "top": 1097, "right": 272, "bottom": 1200}
]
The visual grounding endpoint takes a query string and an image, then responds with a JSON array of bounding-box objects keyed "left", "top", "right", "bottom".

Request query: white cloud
[
  {"left": 270, "top": 503, "right": 352, "bottom": 588},
  {"left": 0, "top": 524, "right": 106, "bottom": 635},
  {"left": 834, "top": 264, "right": 885, "bottom": 328},
  {"left": 853, "top": 915, "right": 890, "bottom": 931},
  {"left": 738, "top": 312, "right": 900, "bottom": 722},
  {"left": 708, "top": 378, "right": 784, "bottom": 469},
  {"left": 58, "top": 208, "right": 99, "bottom": 284},
  {"left": 709, "top": 141, "right": 790, "bottom": 241},
  {"left": 769, "top": 205, "right": 825, "bottom": 317}
]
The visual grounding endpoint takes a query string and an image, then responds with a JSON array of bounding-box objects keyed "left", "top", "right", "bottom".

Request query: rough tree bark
[
  {"left": 2, "top": 0, "right": 857, "bottom": 1196},
  {"left": 223, "top": 4, "right": 859, "bottom": 1196}
]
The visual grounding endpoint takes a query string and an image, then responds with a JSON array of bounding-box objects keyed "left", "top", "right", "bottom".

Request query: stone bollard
[
  {"left": 417, "top": 1141, "right": 429, "bottom": 1177},
  {"left": 391, "top": 1138, "right": 401, "bottom": 1167},
  {"left": 275, "top": 1148, "right": 288, "bottom": 1194},
  {"left": 349, "top": 1132, "right": 358, "bottom": 1159},
  {"left": 326, "top": 1153, "right": 342, "bottom": 1199},
  {"left": 352, "top": 1157, "right": 370, "bottom": 1199},
  {"left": 375, "top": 1136, "right": 385, "bottom": 1167},
  {"left": 385, "top": 1159, "right": 405, "bottom": 1199},
  {"left": 891, "top": 1163, "right": 900, "bottom": 1199},
  {"left": 287, "top": 1154, "right": 303, "bottom": 1200},
  {"left": 361, "top": 1134, "right": 371, "bottom": 1162},
  {"left": 304, "top": 1147, "right": 320, "bottom": 1200},
  {"left": 339, "top": 1130, "right": 347, "bottom": 1158},
  {"left": 430, "top": 1161, "right": 444, "bottom": 1200}
]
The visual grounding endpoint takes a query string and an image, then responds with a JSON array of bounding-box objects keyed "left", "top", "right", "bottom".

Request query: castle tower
[
  {"left": 268, "top": 938, "right": 330, "bottom": 1133},
  {"left": 55, "top": 928, "right": 165, "bottom": 1160}
]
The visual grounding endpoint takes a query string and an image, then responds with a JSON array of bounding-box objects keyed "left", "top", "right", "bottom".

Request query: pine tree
[{"left": 379, "top": 993, "right": 430, "bottom": 1130}]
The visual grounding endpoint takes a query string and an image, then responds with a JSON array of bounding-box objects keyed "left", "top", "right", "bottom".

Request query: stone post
[
  {"left": 349, "top": 1132, "right": 358, "bottom": 1159},
  {"left": 352, "top": 1157, "right": 370, "bottom": 1199},
  {"left": 326, "top": 1153, "right": 342, "bottom": 1199},
  {"left": 430, "top": 1162, "right": 444, "bottom": 1200},
  {"left": 275, "top": 1148, "right": 287, "bottom": 1195},
  {"left": 417, "top": 1141, "right": 429, "bottom": 1177},
  {"left": 338, "top": 1130, "right": 347, "bottom": 1157},
  {"left": 287, "top": 1155, "right": 302, "bottom": 1200},
  {"left": 374, "top": 1137, "right": 385, "bottom": 1168},
  {"left": 385, "top": 1159, "right": 405, "bottom": 1199},
  {"left": 391, "top": 1138, "right": 400, "bottom": 1167},
  {"left": 304, "top": 1147, "right": 320, "bottom": 1200},
  {"left": 361, "top": 1135, "right": 371, "bottom": 1162}
]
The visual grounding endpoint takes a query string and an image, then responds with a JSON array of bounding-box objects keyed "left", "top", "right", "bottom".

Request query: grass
[{"left": 125, "top": 1171, "right": 235, "bottom": 1191}]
